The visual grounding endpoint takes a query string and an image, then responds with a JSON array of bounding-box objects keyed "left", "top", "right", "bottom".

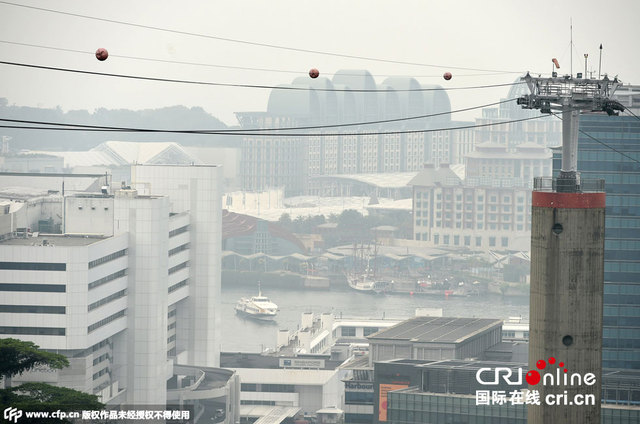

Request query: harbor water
[{"left": 220, "top": 286, "right": 529, "bottom": 352}]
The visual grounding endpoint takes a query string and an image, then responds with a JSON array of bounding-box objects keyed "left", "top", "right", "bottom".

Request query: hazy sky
[{"left": 1, "top": 0, "right": 639, "bottom": 126}]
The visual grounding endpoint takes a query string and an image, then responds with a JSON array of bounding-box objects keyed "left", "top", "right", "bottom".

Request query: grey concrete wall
[{"left": 528, "top": 196, "right": 604, "bottom": 423}]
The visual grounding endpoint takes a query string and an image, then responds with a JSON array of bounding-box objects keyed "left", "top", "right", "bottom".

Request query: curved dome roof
[
  {"left": 421, "top": 84, "right": 451, "bottom": 123},
  {"left": 377, "top": 84, "right": 401, "bottom": 120},
  {"left": 381, "top": 77, "right": 424, "bottom": 118},
  {"left": 291, "top": 77, "right": 338, "bottom": 121},
  {"left": 332, "top": 70, "right": 378, "bottom": 120},
  {"left": 332, "top": 69, "right": 377, "bottom": 89},
  {"left": 332, "top": 84, "right": 357, "bottom": 122},
  {"left": 267, "top": 84, "right": 321, "bottom": 117}
]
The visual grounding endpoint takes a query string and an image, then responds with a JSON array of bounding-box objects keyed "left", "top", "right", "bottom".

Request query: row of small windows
[
  {"left": 88, "top": 249, "right": 127, "bottom": 269},
  {"left": 92, "top": 366, "right": 109, "bottom": 381},
  {"left": 75, "top": 338, "right": 111, "bottom": 359},
  {"left": 605, "top": 240, "right": 640, "bottom": 250},
  {"left": 88, "top": 289, "right": 126, "bottom": 312},
  {"left": 0, "top": 262, "right": 66, "bottom": 271},
  {"left": 606, "top": 196, "right": 640, "bottom": 207},
  {"left": 430, "top": 234, "right": 509, "bottom": 247},
  {"left": 604, "top": 305, "right": 640, "bottom": 317},
  {"left": 93, "top": 353, "right": 110, "bottom": 366},
  {"left": 167, "top": 334, "right": 176, "bottom": 343},
  {"left": 169, "top": 279, "right": 188, "bottom": 293},
  {"left": 604, "top": 284, "right": 640, "bottom": 295},
  {"left": 168, "top": 261, "right": 189, "bottom": 275},
  {"left": 169, "top": 225, "right": 189, "bottom": 238},
  {"left": 605, "top": 218, "right": 640, "bottom": 228},
  {"left": 580, "top": 150, "right": 640, "bottom": 161},
  {"left": 345, "top": 391, "right": 374, "bottom": 404},
  {"left": 0, "top": 283, "right": 65, "bottom": 293},
  {"left": 241, "top": 383, "right": 294, "bottom": 393},
  {"left": 0, "top": 305, "right": 65, "bottom": 314},
  {"left": 168, "top": 243, "right": 190, "bottom": 257},
  {"left": 604, "top": 262, "right": 640, "bottom": 273},
  {"left": 603, "top": 328, "right": 640, "bottom": 339},
  {"left": 88, "top": 309, "right": 126, "bottom": 333},
  {"left": 0, "top": 326, "right": 65, "bottom": 336},
  {"left": 88, "top": 269, "right": 127, "bottom": 290}
]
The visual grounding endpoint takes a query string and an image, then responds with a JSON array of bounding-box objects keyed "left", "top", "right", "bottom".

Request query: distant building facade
[
  {"left": 409, "top": 164, "right": 532, "bottom": 251},
  {"left": 236, "top": 70, "right": 452, "bottom": 196}
]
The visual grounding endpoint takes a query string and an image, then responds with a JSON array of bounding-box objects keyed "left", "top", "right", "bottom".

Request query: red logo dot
[
  {"left": 548, "top": 357, "right": 556, "bottom": 364},
  {"left": 526, "top": 370, "right": 541, "bottom": 385},
  {"left": 536, "top": 360, "right": 546, "bottom": 370},
  {"left": 564, "top": 369, "right": 568, "bottom": 373},
  {"left": 559, "top": 362, "right": 564, "bottom": 367}
]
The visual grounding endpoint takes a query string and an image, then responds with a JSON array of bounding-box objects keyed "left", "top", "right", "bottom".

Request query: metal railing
[{"left": 533, "top": 177, "right": 605, "bottom": 193}]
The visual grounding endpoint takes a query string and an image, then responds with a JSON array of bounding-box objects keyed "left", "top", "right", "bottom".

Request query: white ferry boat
[{"left": 235, "top": 289, "right": 278, "bottom": 321}]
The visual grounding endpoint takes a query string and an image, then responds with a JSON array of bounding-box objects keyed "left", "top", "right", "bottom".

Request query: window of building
[
  {"left": 0, "top": 262, "right": 66, "bottom": 271},
  {"left": 501, "top": 237, "right": 509, "bottom": 247},
  {"left": 168, "top": 261, "right": 188, "bottom": 275},
  {"left": 476, "top": 237, "right": 482, "bottom": 247},
  {"left": 169, "top": 225, "right": 189, "bottom": 238},
  {"left": 169, "top": 279, "right": 188, "bottom": 293},
  {"left": 0, "top": 326, "right": 65, "bottom": 336},
  {"left": 88, "top": 249, "right": 127, "bottom": 269},
  {"left": 443, "top": 235, "right": 450, "bottom": 245},
  {"left": 464, "top": 236, "right": 471, "bottom": 246},
  {"left": 168, "top": 243, "right": 190, "bottom": 257},
  {"left": 454, "top": 235, "right": 460, "bottom": 246},
  {"left": 363, "top": 327, "right": 379, "bottom": 336},
  {"left": 0, "top": 283, "right": 65, "bottom": 293},
  {"left": 88, "top": 309, "right": 126, "bottom": 333},
  {"left": 88, "top": 289, "right": 126, "bottom": 312},
  {"left": 434, "top": 235, "right": 439, "bottom": 245},
  {"left": 241, "top": 383, "right": 257, "bottom": 392},
  {"left": 341, "top": 327, "right": 356, "bottom": 337},
  {"left": 0, "top": 305, "right": 65, "bottom": 314},
  {"left": 261, "top": 384, "right": 295, "bottom": 393},
  {"left": 89, "top": 269, "right": 127, "bottom": 290},
  {"left": 489, "top": 237, "right": 496, "bottom": 247}
]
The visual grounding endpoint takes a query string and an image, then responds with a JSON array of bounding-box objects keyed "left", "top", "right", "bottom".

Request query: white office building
[{"left": 0, "top": 165, "right": 237, "bottom": 419}]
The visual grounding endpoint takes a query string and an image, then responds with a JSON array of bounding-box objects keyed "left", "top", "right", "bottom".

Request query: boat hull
[{"left": 234, "top": 307, "right": 276, "bottom": 321}]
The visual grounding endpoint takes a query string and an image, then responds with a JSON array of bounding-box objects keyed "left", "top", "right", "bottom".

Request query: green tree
[
  {"left": 0, "top": 383, "right": 104, "bottom": 424},
  {"left": 0, "top": 338, "right": 104, "bottom": 423},
  {"left": 0, "top": 339, "right": 69, "bottom": 387}
]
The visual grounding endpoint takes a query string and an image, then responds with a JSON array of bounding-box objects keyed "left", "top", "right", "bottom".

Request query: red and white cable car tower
[{"left": 517, "top": 67, "right": 623, "bottom": 423}]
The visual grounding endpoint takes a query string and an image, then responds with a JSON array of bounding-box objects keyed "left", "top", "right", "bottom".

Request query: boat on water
[
  {"left": 346, "top": 243, "right": 393, "bottom": 294},
  {"left": 345, "top": 272, "right": 393, "bottom": 294},
  {"left": 235, "top": 288, "right": 278, "bottom": 321}
]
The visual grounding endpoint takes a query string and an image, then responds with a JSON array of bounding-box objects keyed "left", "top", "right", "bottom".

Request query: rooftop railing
[{"left": 533, "top": 176, "right": 605, "bottom": 193}]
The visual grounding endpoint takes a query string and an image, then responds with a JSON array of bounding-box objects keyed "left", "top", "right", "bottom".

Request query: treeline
[{"left": 0, "top": 98, "right": 234, "bottom": 151}]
